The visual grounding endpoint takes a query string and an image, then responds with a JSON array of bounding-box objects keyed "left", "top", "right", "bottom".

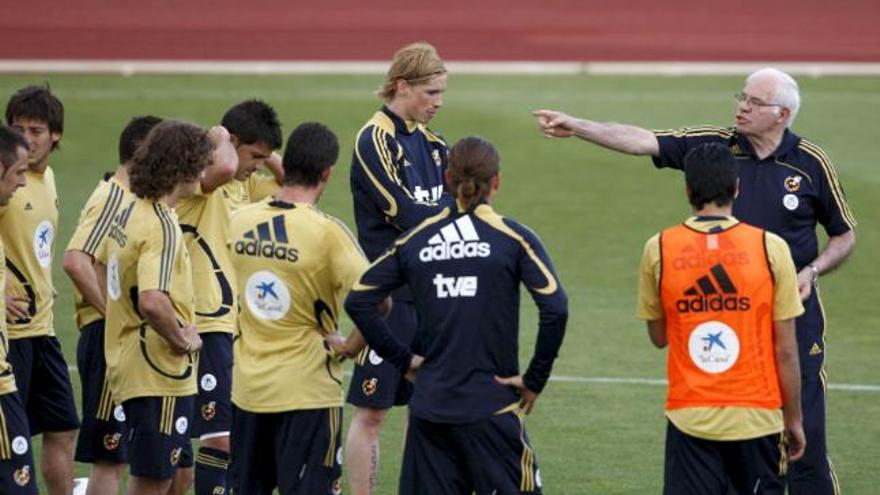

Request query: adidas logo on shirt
[
  {"left": 419, "top": 215, "right": 490, "bottom": 262},
  {"left": 676, "top": 263, "right": 751, "bottom": 313},
  {"left": 234, "top": 214, "right": 300, "bottom": 263}
]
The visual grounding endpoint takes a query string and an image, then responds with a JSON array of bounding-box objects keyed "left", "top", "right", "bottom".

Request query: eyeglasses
[{"left": 734, "top": 92, "right": 782, "bottom": 109}]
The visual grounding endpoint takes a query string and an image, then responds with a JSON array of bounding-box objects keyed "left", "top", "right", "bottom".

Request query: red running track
[{"left": 1, "top": 0, "right": 878, "bottom": 61}]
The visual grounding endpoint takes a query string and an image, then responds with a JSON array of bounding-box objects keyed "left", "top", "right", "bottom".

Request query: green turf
[{"left": 0, "top": 73, "right": 877, "bottom": 494}]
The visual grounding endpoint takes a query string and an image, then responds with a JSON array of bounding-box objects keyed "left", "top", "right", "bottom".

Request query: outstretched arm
[{"left": 533, "top": 109, "right": 660, "bottom": 156}]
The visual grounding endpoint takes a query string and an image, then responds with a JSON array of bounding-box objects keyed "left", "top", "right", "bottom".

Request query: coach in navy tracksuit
[{"left": 346, "top": 136, "right": 568, "bottom": 494}]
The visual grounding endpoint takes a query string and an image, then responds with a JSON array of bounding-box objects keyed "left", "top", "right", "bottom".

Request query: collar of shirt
[
  {"left": 381, "top": 106, "right": 419, "bottom": 135},
  {"left": 684, "top": 215, "right": 740, "bottom": 233},
  {"left": 732, "top": 128, "right": 801, "bottom": 160}
]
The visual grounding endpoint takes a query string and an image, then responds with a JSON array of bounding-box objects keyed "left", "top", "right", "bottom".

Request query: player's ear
[
  {"left": 321, "top": 165, "right": 333, "bottom": 184},
  {"left": 229, "top": 133, "right": 240, "bottom": 147},
  {"left": 777, "top": 107, "right": 790, "bottom": 125},
  {"left": 395, "top": 78, "right": 409, "bottom": 96}
]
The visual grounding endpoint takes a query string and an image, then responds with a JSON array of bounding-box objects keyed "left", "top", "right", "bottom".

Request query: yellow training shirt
[
  {"left": 0, "top": 239, "right": 18, "bottom": 395},
  {"left": 0, "top": 168, "right": 58, "bottom": 338},
  {"left": 65, "top": 175, "right": 131, "bottom": 329},
  {"left": 230, "top": 199, "right": 367, "bottom": 413},
  {"left": 637, "top": 216, "right": 804, "bottom": 441},
  {"left": 175, "top": 182, "right": 243, "bottom": 334},
  {"left": 103, "top": 198, "right": 197, "bottom": 402}
]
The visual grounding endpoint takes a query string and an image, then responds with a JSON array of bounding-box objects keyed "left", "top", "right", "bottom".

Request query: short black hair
[
  {"left": 281, "top": 122, "right": 339, "bottom": 187},
  {"left": 118, "top": 115, "right": 163, "bottom": 164},
  {"left": 5, "top": 84, "right": 64, "bottom": 149},
  {"left": 0, "top": 126, "right": 28, "bottom": 172},
  {"left": 220, "top": 99, "right": 282, "bottom": 150},
  {"left": 684, "top": 143, "right": 739, "bottom": 209}
]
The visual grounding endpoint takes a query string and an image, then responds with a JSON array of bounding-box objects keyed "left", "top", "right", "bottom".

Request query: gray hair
[{"left": 746, "top": 68, "right": 801, "bottom": 128}]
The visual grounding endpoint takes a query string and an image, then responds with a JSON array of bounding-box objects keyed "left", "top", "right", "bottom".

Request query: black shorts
[
  {"left": 786, "top": 376, "right": 839, "bottom": 495},
  {"left": 7, "top": 336, "right": 80, "bottom": 434},
  {"left": 123, "top": 395, "right": 194, "bottom": 480},
  {"left": 400, "top": 410, "right": 542, "bottom": 495},
  {"left": 193, "top": 332, "right": 232, "bottom": 439},
  {"left": 74, "top": 319, "right": 127, "bottom": 464},
  {"left": 346, "top": 301, "right": 417, "bottom": 409},
  {"left": 230, "top": 405, "right": 343, "bottom": 495},
  {"left": 0, "top": 392, "right": 38, "bottom": 494},
  {"left": 663, "top": 420, "right": 787, "bottom": 495}
]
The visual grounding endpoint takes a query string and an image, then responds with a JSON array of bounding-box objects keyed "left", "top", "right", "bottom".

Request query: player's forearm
[
  {"left": 572, "top": 119, "right": 660, "bottom": 156},
  {"left": 523, "top": 293, "right": 568, "bottom": 393},
  {"left": 812, "top": 230, "right": 855, "bottom": 275},
  {"left": 62, "top": 250, "right": 106, "bottom": 315},
  {"left": 393, "top": 194, "right": 452, "bottom": 231},
  {"left": 139, "top": 290, "right": 191, "bottom": 353},
  {"left": 774, "top": 319, "right": 803, "bottom": 428},
  {"left": 345, "top": 291, "right": 412, "bottom": 372}
]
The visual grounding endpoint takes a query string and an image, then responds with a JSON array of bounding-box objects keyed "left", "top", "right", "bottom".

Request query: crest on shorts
[
  {"left": 103, "top": 433, "right": 122, "bottom": 451},
  {"left": 784, "top": 175, "right": 802, "bottom": 192},
  {"left": 170, "top": 447, "right": 182, "bottom": 466},
  {"left": 362, "top": 378, "right": 378, "bottom": 396},
  {"left": 13, "top": 465, "right": 30, "bottom": 486},
  {"left": 202, "top": 401, "right": 217, "bottom": 421},
  {"left": 332, "top": 477, "right": 343, "bottom": 495}
]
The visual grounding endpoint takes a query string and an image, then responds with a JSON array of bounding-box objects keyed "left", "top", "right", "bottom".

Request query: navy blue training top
[
  {"left": 345, "top": 203, "right": 569, "bottom": 424},
  {"left": 653, "top": 126, "right": 856, "bottom": 270}
]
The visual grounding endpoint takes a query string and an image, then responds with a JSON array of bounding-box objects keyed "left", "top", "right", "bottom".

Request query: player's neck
[
  {"left": 385, "top": 101, "right": 413, "bottom": 124},
  {"left": 275, "top": 185, "right": 321, "bottom": 205},
  {"left": 746, "top": 128, "right": 785, "bottom": 160},
  {"left": 28, "top": 160, "right": 49, "bottom": 174},
  {"left": 693, "top": 204, "right": 732, "bottom": 218},
  {"left": 114, "top": 164, "right": 131, "bottom": 188}
]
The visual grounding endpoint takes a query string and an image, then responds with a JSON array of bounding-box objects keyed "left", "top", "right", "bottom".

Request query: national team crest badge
[
  {"left": 202, "top": 401, "right": 217, "bottom": 421},
  {"left": 784, "top": 175, "right": 802, "bottom": 192},
  {"left": 103, "top": 433, "right": 122, "bottom": 451},
  {"left": 170, "top": 447, "right": 182, "bottom": 466},
  {"left": 362, "top": 378, "right": 378, "bottom": 396},
  {"left": 14, "top": 466, "right": 31, "bottom": 486},
  {"left": 432, "top": 149, "right": 442, "bottom": 167}
]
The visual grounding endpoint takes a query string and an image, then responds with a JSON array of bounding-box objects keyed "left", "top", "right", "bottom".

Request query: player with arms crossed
[
  {"left": 229, "top": 122, "right": 368, "bottom": 494},
  {"left": 2, "top": 85, "right": 79, "bottom": 495},
  {"left": 346, "top": 136, "right": 568, "bottom": 494},
  {"left": 0, "top": 126, "right": 37, "bottom": 494},
  {"left": 101, "top": 121, "right": 212, "bottom": 495},
  {"left": 637, "top": 144, "right": 805, "bottom": 494},
  {"left": 62, "top": 115, "right": 162, "bottom": 495},
  {"left": 347, "top": 41, "right": 452, "bottom": 495}
]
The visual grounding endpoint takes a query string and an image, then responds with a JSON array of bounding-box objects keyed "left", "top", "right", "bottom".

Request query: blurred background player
[
  {"left": 346, "top": 136, "right": 568, "bottom": 494},
  {"left": 173, "top": 99, "right": 281, "bottom": 495},
  {"left": 100, "top": 120, "right": 213, "bottom": 495},
  {"left": 0, "top": 125, "right": 38, "bottom": 494},
  {"left": 535, "top": 67, "right": 854, "bottom": 494},
  {"left": 346, "top": 41, "right": 452, "bottom": 495},
  {"left": 636, "top": 143, "right": 805, "bottom": 494},
  {"left": 2, "top": 85, "right": 79, "bottom": 495},
  {"left": 229, "top": 122, "right": 368, "bottom": 494},
  {"left": 63, "top": 115, "right": 162, "bottom": 495}
]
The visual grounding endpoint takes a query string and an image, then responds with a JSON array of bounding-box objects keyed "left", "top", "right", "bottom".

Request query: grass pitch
[{"left": 0, "top": 73, "right": 877, "bottom": 494}]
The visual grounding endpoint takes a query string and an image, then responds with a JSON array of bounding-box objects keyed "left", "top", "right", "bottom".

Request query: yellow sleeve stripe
[
  {"left": 83, "top": 182, "right": 124, "bottom": 255},
  {"left": 653, "top": 125, "right": 732, "bottom": 138},
  {"left": 354, "top": 125, "right": 398, "bottom": 218},
  {"left": 798, "top": 141, "right": 857, "bottom": 229},
  {"left": 375, "top": 127, "right": 418, "bottom": 203},
  {"left": 153, "top": 204, "right": 178, "bottom": 292},
  {"left": 474, "top": 207, "right": 558, "bottom": 295},
  {"left": 350, "top": 208, "right": 451, "bottom": 292},
  {"left": 0, "top": 403, "right": 9, "bottom": 460}
]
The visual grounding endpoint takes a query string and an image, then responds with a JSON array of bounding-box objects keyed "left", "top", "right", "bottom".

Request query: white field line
[
  {"left": 2, "top": 60, "right": 880, "bottom": 76},
  {"left": 64, "top": 365, "right": 880, "bottom": 393}
]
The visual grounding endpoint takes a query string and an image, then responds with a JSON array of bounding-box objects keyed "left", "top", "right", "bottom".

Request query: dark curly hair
[{"left": 130, "top": 120, "right": 213, "bottom": 200}]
